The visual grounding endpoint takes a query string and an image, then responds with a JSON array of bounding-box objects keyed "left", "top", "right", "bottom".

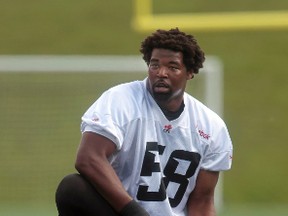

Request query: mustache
[{"left": 153, "top": 80, "right": 170, "bottom": 88}]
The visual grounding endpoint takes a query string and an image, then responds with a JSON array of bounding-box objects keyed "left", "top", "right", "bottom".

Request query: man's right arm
[{"left": 75, "top": 132, "right": 133, "bottom": 213}]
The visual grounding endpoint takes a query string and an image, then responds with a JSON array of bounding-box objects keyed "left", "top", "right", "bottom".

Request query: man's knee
[
  {"left": 56, "top": 174, "right": 84, "bottom": 214},
  {"left": 55, "top": 173, "right": 118, "bottom": 216},
  {"left": 56, "top": 174, "right": 82, "bottom": 200}
]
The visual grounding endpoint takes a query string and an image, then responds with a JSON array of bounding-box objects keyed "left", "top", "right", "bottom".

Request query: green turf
[
  {"left": 0, "top": 72, "right": 146, "bottom": 204},
  {"left": 1, "top": 0, "right": 288, "bottom": 211},
  {"left": 1, "top": 204, "right": 288, "bottom": 216}
]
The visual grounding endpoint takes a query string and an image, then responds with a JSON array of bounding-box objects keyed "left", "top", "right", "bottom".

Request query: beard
[
  {"left": 147, "top": 79, "right": 177, "bottom": 102},
  {"left": 152, "top": 88, "right": 173, "bottom": 101}
]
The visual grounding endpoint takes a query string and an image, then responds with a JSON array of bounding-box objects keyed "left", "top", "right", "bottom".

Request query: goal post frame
[
  {"left": 0, "top": 54, "right": 225, "bottom": 210},
  {"left": 131, "top": 0, "right": 288, "bottom": 32}
]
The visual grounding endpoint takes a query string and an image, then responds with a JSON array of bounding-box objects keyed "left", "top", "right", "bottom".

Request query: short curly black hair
[{"left": 140, "top": 28, "right": 205, "bottom": 74}]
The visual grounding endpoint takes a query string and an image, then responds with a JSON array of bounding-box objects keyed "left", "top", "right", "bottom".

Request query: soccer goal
[{"left": 0, "top": 55, "right": 224, "bottom": 211}]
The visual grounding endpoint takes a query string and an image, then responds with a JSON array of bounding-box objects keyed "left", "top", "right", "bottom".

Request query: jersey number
[{"left": 136, "top": 142, "right": 201, "bottom": 207}]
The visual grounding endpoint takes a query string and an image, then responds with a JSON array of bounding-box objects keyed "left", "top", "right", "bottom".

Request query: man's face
[{"left": 147, "top": 48, "right": 193, "bottom": 102}]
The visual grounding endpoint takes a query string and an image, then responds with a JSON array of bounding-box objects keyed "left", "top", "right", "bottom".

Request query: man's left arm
[{"left": 187, "top": 169, "right": 219, "bottom": 216}]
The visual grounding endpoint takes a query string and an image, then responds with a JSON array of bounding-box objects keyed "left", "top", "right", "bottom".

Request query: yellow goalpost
[
  {"left": 130, "top": 0, "right": 288, "bottom": 212},
  {"left": 131, "top": 0, "right": 288, "bottom": 32}
]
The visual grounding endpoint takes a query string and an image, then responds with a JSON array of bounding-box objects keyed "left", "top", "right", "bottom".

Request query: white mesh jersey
[{"left": 81, "top": 78, "right": 233, "bottom": 216}]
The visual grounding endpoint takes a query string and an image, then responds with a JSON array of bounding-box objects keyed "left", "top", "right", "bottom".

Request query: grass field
[
  {"left": 1, "top": 0, "right": 288, "bottom": 215},
  {"left": 1, "top": 203, "right": 288, "bottom": 216}
]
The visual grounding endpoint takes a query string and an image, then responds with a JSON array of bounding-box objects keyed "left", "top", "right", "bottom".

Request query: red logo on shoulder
[{"left": 198, "top": 129, "right": 210, "bottom": 140}]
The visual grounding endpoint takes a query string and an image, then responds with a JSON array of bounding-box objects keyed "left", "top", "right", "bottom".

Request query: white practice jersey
[{"left": 81, "top": 78, "right": 233, "bottom": 216}]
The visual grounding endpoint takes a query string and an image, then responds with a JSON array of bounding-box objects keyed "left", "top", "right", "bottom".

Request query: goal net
[{"left": 0, "top": 55, "right": 224, "bottom": 212}]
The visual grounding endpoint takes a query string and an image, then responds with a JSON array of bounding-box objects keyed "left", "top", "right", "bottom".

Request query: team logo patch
[
  {"left": 92, "top": 117, "right": 99, "bottom": 122},
  {"left": 92, "top": 112, "right": 100, "bottom": 122},
  {"left": 163, "top": 124, "right": 172, "bottom": 133}
]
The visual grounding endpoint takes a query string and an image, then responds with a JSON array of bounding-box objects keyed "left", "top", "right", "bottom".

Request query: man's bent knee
[{"left": 55, "top": 173, "right": 118, "bottom": 216}]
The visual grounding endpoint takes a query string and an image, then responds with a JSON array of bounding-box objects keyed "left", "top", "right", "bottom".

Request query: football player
[{"left": 56, "top": 28, "right": 233, "bottom": 216}]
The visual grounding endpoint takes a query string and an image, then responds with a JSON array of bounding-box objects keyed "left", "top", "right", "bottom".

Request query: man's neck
[
  {"left": 156, "top": 96, "right": 184, "bottom": 112},
  {"left": 160, "top": 100, "right": 185, "bottom": 121}
]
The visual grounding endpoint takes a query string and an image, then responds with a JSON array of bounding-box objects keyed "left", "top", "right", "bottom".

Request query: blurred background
[{"left": 0, "top": 0, "right": 288, "bottom": 215}]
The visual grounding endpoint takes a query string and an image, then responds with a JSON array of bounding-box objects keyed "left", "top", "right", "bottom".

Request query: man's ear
[{"left": 187, "top": 70, "right": 194, "bottom": 80}]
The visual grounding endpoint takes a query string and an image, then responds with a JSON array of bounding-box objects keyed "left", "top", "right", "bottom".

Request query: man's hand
[{"left": 120, "top": 200, "right": 150, "bottom": 216}]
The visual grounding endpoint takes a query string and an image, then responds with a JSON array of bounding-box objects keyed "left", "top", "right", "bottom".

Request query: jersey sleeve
[
  {"left": 201, "top": 119, "right": 233, "bottom": 171},
  {"left": 80, "top": 88, "right": 128, "bottom": 150}
]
